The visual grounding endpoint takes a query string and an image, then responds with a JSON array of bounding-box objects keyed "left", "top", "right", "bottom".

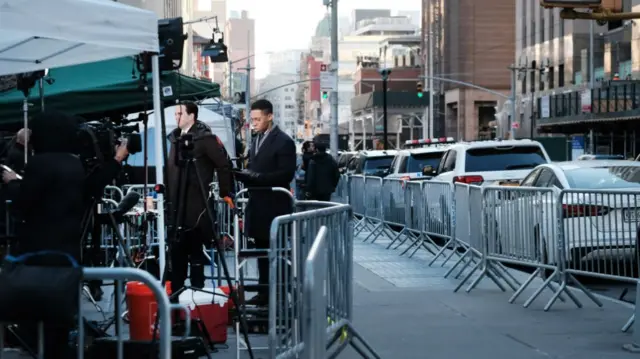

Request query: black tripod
[{"left": 165, "top": 134, "right": 255, "bottom": 358}]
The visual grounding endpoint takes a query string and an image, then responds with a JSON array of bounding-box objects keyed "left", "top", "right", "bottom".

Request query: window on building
[
  {"left": 521, "top": 73, "right": 526, "bottom": 95},
  {"left": 539, "top": 68, "right": 544, "bottom": 91},
  {"left": 558, "top": 64, "right": 565, "bottom": 87},
  {"left": 285, "top": 96, "right": 292, "bottom": 101},
  {"left": 548, "top": 66, "right": 555, "bottom": 89},
  {"left": 550, "top": 9, "right": 555, "bottom": 40},
  {"left": 530, "top": 60, "right": 536, "bottom": 93}
]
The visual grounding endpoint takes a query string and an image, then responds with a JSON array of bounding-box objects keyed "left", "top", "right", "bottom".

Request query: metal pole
[
  {"left": 590, "top": 20, "right": 595, "bottom": 88},
  {"left": 39, "top": 78, "right": 45, "bottom": 112},
  {"left": 382, "top": 76, "right": 388, "bottom": 150},
  {"left": 330, "top": 0, "right": 339, "bottom": 158},
  {"left": 428, "top": 30, "right": 434, "bottom": 138},
  {"left": 22, "top": 99, "right": 28, "bottom": 165},
  {"left": 589, "top": 20, "right": 595, "bottom": 154},
  {"left": 421, "top": 46, "right": 428, "bottom": 139},
  {"left": 510, "top": 65, "right": 516, "bottom": 140},
  {"left": 530, "top": 64, "right": 535, "bottom": 139},
  {"left": 245, "top": 34, "right": 252, "bottom": 153},
  {"left": 226, "top": 63, "right": 235, "bottom": 161},
  {"left": 150, "top": 55, "right": 166, "bottom": 279}
]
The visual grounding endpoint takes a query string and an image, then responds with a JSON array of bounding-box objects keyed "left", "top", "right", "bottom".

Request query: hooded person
[
  {"left": 304, "top": 141, "right": 340, "bottom": 201},
  {"left": 4, "top": 111, "right": 86, "bottom": 259},
  {"left": 2, "top": 111, "right": 86, "bottom": 358}
]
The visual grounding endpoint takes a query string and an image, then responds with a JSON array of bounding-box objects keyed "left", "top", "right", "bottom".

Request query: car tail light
[
  {"left": 562, "top": 204, "right": 610, "bottom": 218},
  {"left": 453, "top": 175, "right": 484, "bottom": 184}
]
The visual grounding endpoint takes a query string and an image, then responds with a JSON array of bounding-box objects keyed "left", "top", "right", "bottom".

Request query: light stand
[{"left": 16, "top": 70, "right": 46, "bottom": 164}]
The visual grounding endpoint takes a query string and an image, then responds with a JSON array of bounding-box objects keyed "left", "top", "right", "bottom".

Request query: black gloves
[{"left": 232, "top": 169, "right": 263, "bottom": 184}]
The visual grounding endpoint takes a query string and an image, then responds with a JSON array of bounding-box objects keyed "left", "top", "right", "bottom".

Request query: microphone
[{"left": 112, "top": 192, "right": 141, "bottom": 217}]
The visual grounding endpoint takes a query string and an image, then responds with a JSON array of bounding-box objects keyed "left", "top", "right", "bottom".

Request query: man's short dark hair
[
  {"left": 302, "top": 141, "right": 313, "bottom": 152},
  {"left": 180, "top": 101, "right": 198, "bottom": 121},
  {"left": 315, "top": 143, "right": 327, "bottom": 153},
  {"left": 250, "top": 99, "right": 273, "bottom": 115}
]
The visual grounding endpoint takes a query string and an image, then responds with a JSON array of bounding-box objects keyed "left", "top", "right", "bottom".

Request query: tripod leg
[{"left": 190, "top": 160, "right": 256, "bottom": 359}]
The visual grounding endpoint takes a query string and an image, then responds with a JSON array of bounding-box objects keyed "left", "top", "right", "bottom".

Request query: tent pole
[{"left": 151, "top": 55, "right": 166, "bottom": 279}]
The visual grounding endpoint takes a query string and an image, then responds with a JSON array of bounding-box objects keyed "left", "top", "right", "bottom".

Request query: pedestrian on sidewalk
[
  {"left": 295, "top": 141, "right": 314, "bottom": 200},
  {"left": 305, "top": 141, "right": 340, "bottom": 201}
]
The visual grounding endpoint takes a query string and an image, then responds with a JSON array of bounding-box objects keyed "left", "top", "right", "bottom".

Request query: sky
[{"left": 228, "top": 0, "right": 420, "bottom": 78}]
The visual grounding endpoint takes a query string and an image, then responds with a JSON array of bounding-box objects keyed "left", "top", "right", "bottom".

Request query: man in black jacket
[
  {"left": 305, "top": 142, "right": 340, "bottom": 201},
  {"left": 233, "top": 99, "right": 296, "bottom": 306},
  {"left": 167, "top": 101, "right": 234, "bottom": 294},
  {"left": 1, "top": 111, "right": 129, "bottom": 358}
]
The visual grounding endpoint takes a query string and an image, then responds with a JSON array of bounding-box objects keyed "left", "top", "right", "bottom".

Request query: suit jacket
[{"left": 244, "top": 126, "right": 296, "bottom": 239}]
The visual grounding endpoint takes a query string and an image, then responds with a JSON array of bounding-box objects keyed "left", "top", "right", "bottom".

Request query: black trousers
[
  {"left": 170, "top": 229, "right": 207, "bottom": 295},
  {"left": 311, "top": 193, "right": 331, "bottom": 201},
  {"left": 255, "top": 236, "right": 269, "bottom": 293}
]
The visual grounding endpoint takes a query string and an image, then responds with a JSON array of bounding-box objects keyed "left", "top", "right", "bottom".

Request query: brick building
[{"left": 423, "top": 0, "right": 515, "bottom": 140}]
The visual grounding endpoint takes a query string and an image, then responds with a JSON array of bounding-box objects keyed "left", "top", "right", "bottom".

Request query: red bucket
[{"left": 126, "top": 282, "right": 171, "bottom": 340}]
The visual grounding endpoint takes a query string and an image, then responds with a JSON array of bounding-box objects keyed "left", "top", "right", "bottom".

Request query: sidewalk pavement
[
  {"left": 7, "top": 230, "right": 636, "bottom": 359},
  {"left": 336, "top": 231, "right": 639, "bottom": 359}
]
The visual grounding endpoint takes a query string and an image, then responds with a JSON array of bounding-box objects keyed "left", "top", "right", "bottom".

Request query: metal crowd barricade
[
  {"left": 234, "top": 187, "right": 295, "bottom": 357},
  {"left": 104, "top": 185, "right": 124, "bottom": 203},
  {"left": 424, "top": 180, "right": 457, "bottom": 265},
  {"left": 275, "top": 226, "right": 329, "bottom": 359},
  {"left": 388, "top": 181, "right": 432, "bottom": 257},
  {"left": 366, "top": 178, "right": 405, "bottom": 244},
  {"left": 348, "top": 175, "right": 365, "bottom": 221},
  {"left": 332, "top": 175, "right": 350, "bottom": 204},
  {"left": 354, "top": 177, "right": 384, "bottom": 239},
  {"left": 0, "top": 267, "right": 189, "bottom": 359},
  {"left": 269, "top": 200, "right": 381, "bottom": 359},
  {"left": 557, "top": 189, "right": 635, "bottom": 327}
]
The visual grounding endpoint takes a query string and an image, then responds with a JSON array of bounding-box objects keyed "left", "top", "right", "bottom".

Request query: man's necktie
[{"left": 255, "top": 133, "right": 264, "bottom": 154}]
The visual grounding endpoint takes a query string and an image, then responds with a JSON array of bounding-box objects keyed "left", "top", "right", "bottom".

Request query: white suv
[
  {"left": 386, "top": 138, "right": 455, "bottom": 181},
  {"left": 431, "top": 139, "right": 551, "bottom": 185}
]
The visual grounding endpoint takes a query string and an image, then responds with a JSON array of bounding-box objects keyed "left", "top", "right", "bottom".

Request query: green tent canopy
[{"left": 0, "top": 56, "right": 220, "bottom": 123}]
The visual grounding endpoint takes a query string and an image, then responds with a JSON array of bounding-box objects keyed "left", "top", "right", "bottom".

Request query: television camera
[{"left": 77, "top": 118, "right": 142, "bottom": 170}]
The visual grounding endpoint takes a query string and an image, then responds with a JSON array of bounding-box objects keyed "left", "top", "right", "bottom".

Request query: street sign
[{"left": 320, "top": 63, "right": 336, "bottom": 92}]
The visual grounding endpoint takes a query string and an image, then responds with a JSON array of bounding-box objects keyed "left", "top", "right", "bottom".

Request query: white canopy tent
[
  {"left": 0, "top": 0, "right": 158, "bottom": 75},
  {"left": 126, "top": 105, "right": 237, "bottom": 167},
  {"left": 1, "top": 0, "right": 171, "bottom": 306}
]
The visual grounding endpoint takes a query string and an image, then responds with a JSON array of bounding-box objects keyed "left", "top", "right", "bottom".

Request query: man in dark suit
[{"left": 233, "top": 99, "right": 296, "bottom": 306}]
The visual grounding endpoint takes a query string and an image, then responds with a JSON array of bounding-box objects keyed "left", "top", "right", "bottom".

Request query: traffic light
[
  {"left": 416, "top": 82, "right": 424, "bottom": 98},
  {"left": 321, "top": 91, "right": 328, "bottom": 100}
]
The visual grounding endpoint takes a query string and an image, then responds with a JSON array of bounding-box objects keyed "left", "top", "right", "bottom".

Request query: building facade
[
  {"left": 269, "top": 50, "right": 305, "bottom": 75},
  {"left": 257, "top": 74, "right": 299, "bottom": 139},
  {"left": 423, "top": 0, "right": 515, "bottom": 140},
  {"left": 526, "top": 1, "right": 640, "bottom": 158},
  {"left": 225, "top": 11, "right": 256, "bottom": 97}
]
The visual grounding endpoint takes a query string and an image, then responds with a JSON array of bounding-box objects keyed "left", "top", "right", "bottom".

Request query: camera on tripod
[{"left": 77, "top": 120, "right": 142, "bottom": 169}]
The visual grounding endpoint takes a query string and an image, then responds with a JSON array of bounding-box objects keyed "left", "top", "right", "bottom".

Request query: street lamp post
[{"left": 379, "top": 69, "right": 391, "bottom": 150}]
